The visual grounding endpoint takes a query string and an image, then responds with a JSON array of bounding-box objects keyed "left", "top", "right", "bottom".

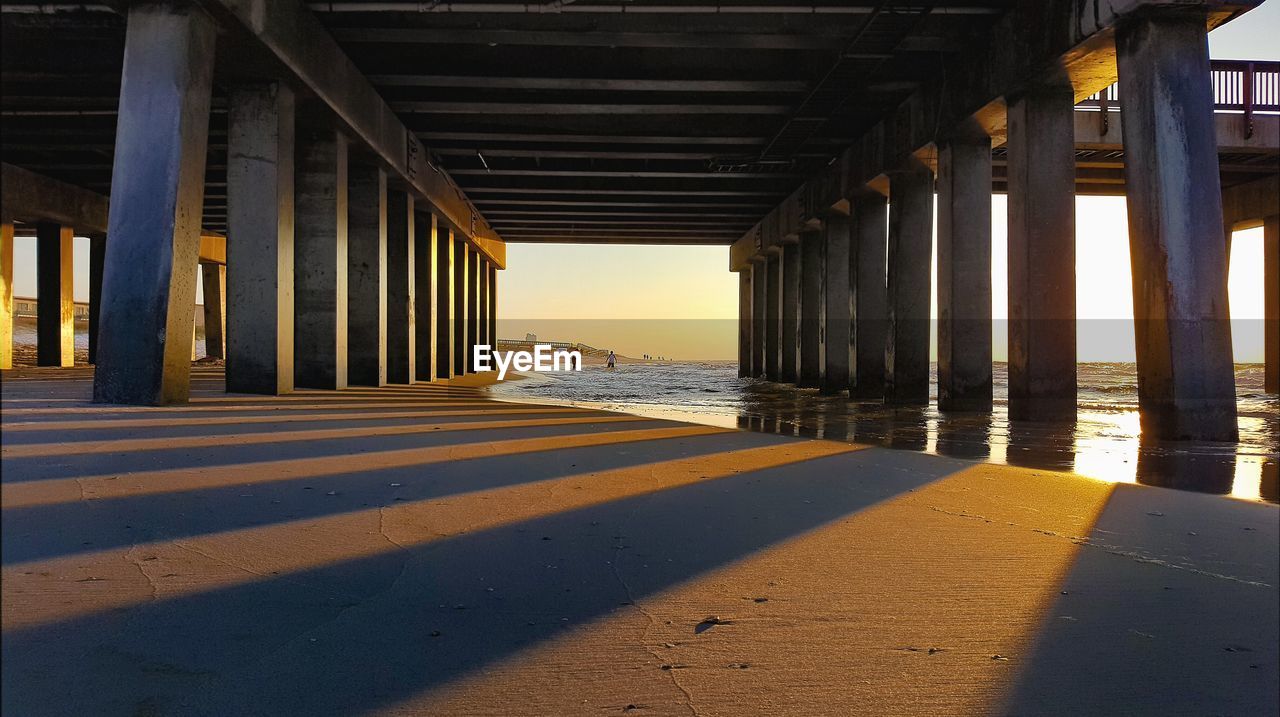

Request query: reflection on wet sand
[{"left": 732, "top": 383, "right": 1276, "bottom": 504}]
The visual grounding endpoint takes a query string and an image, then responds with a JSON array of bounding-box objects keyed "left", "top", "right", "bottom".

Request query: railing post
[{"left": 1244, "top": 61, "right": 1255, "bottom": 139}]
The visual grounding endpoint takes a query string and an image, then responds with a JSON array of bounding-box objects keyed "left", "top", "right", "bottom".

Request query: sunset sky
[{"left": 8, "top": 1, "right": 1277, "bottom": 362}]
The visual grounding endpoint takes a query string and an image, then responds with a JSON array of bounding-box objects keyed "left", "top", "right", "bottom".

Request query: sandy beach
[{"left": 1, "top": 366, "right": 1275, "bottom": 715}]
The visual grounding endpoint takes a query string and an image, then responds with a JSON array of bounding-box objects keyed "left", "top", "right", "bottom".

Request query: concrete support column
[
  {"left": 477, "top": 256, "right": 490, "bottom": 351},
  {"left": 1266, "top": 215, "right": 1278, "bottom": 394},
  {"left": 937, "top": 129, "right": 993, "bottom": 412},
  {"left": 414, "top": 212, "right": 437, "bottom": 382},
  {"left": 885, "top": 162, "right": 934, "bottom": 405},
  {"left": 1007, "top": 86, "right": 1076, "bottom": 421},
  {"left": 488, "top": 262, "right": 497, "bottom": 352},
  {"left": 436, "top": 227, "right": 455, "bottom": 380},
  {"left": 1117, "top": 15, "right": 1237, "bottom": 441},
  {"left": 36, "top": 222, "right": 74, "bottom": 367},
  {"left": 798, "top": 228, "right": 825, "bottom": 388},
  {"left": 765, "top": 253, "right": 782, "bottom": 380},
  {"left": 0, "top": 222, "right": 12, "bottom": 369},
  {"left": 453, "top": 238, "right": 468, "bottom": 376},
  {"left": 737, "top": 270, "right": 751, "bottom": 377},
  {"left": 199, "top": 261, "right": 225, "bottom": 359},
  {"left": 822, "top": 214, "right": 852, "bottom": 394},
  {"left": 781, "top": 241, "right": 801, "bottom": 384},
  {"left": 93, "top": 2, "right": 214, "bottom": 404},
  {"left": 346, "top": 163, "right": 386, "bottom": 387},
  {"left": 294, "top": 130, "right": 349, "bottom": 390},
  {"left": 467, "top": 247, "right": 481, "bottom": 373},
  {"left": 386, "top": 191, "right": 415, "bottom": 384},
  {"left": 851, "top": 193, "right": 888, "bottom": 399},
  {"left": 226, "top": 82, "right": 294, "bottom": 395},
  {"left": 750, "top": 258, "right": 767, "bottom": 377},
  {"left": 88, "top": 235, "right": 105, "bottom": 364}
]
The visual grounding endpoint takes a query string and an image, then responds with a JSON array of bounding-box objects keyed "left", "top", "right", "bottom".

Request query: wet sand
[{"left": 1, "top": 367, "right": 1276, "bottom": 715}]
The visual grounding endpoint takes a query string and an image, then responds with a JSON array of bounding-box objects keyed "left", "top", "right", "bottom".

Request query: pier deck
[{"left": 2, "top": 368, "right": 1276, "bottom": 716}]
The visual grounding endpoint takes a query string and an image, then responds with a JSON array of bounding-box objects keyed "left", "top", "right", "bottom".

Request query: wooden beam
[
  {"left": 371, "top": 75, "right": 809, "bottom": 93},
  {"left": 333, "top": 27, "right": 847, "bottom": 50}
]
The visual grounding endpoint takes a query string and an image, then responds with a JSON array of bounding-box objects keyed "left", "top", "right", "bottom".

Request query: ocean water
[{"left": 489, "top": 361, "right": 1278, "bottom": 503}]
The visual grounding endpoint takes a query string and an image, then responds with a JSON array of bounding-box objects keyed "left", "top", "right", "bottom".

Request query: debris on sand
[
  {"left": 991, "top": 655, "right": 1010, "bottom": 661},
  {"left": 696, "top": 616, "right": 734, "bottom": 634}
]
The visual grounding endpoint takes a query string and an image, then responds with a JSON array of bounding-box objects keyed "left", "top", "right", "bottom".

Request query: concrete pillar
[
  {"left": 750, "top": 258, "right": 767, "bottom": 377},
  {"left": 436, "top": 226, "right": 454, "bottom": 380},
  {"left": 798, "top": 228, "right": 825, "bottom": 388},
  {"left": 737, "top": 270, "right": 751, "bottom": 377},
  {"left": 765, "top": 253, "right": 782, "bottom": 381},
  {"left": 1266, "top": 215, "right": 1278, "bottom": 394},
  {"left": 199, "top": 261, "right": 225, "bottom": 359},
  {"left": 822, "top": 214, "right": 852, "bottom": 394},
  {"left": 414, "top": 211, "right": 437, "bottom": 382},
  {"left": 488, "top": 262, "right": 497, "bottom": 352},
  {"left": 1117, "top": 15, "right": 1237, "bottom": 441},
  {"left": 936, "top": 128, "right": 993, "bottom": 412},
  {"left": 36, "top": 222, "right": 74, "bottom": 367},
  {"left": 346, "top": 163, "right": 386, "bottom": 387},
  {"left": 88, "top": 235, "right": 105, "bottom": 364},
  {"left": 851, "top": 193, "right": 888, "bottom": 399},
  {"left": 477, "top": 256, "right": 489, "bottom": 351},
  {"left": 467, "top": 247, "right": 481, "bottom": 373},
  {"left": 386, "top": 191, "right": 415, "bottom": 384},
  {"left": 93, "top": 2, "right": 214, "bottom": 404},
  {"left": 226, "top": 82, "right": 294, "bottom": 395},
  {"left": 453, "top": 238, "right": 467, "bottom": 376},
  {"left": 294, "top": 130, "right": 349, "bottom": 390},
  {"left": 885, "top": 161, "right": 933, "bottom": 405},
  {"left": 0, "top": 222, "right": 12, "bottom": 369},
  {"left": 1007, "top": 86, "right": 1076, "bottom": 421},
  {"left": 781, "top": 241, "right": 801, "bottom": 384}
]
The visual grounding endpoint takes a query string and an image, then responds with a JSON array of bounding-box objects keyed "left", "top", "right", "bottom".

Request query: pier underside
[{"left": 2, "top": 367, "right": 1276, "bottom": 715}]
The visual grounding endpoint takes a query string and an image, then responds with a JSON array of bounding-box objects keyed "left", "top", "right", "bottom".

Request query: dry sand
[{"left": 1, "top": 366, "right": 1275, "bottom": 716}]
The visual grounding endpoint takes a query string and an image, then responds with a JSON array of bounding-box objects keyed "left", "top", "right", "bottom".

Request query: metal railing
[{"left": 1076, "top": 60, "right": 1280, "bottom": 138}]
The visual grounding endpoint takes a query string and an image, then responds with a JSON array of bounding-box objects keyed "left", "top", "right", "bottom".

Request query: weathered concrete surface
[
  {"left": 751, "top": 259, "right": 767, "bottom": 378},
  {"left": 387, "top": 191, "right": 415, "bottom": 384},
  {"left": 851, "top": 193, "right": 888, "bottom": 400},
  {"left": 765, "top": 254, "right": 781, "bottom": 381},
  {"left": 436, "top": 227, "right": 455, "bottom": 380},
  {"left": 92, "top": 3, "right": 214, "bottom": 405},
  {"left": 347, "top": 164, "right": 388, "bottom": 387},
  {"left": 226, "top": 83, "right": 295, "bottom": 395},
  {"left": 798, "top": 228, "right": 824, "bottom": 389},
  {"left": 737, "top": 270, "right": 751, "bottom": 378},
  {"left": 822, "top": 214, "right": 851, "bottom": 395},
  {"left": 200, "top": 262, "right": 226, "bottom": 360},
  {"left": 414, "top": 212, "right": 437, "bottom": 383},
  {"left": 1117, "top": 16, "right": 1237, "bottom": 441},
  {"left": 1007, "top": 86, "right": 1077, "bottom": 422},
  {"left": 35, "top": 223, "right": 74, "bottom": 368},
  {"left": 781, "top": 242, "right": 801, "bottom": 384},
  {"left": 487, "top": 262, "right": 497, "bottom": 359},
  {"left": 936, "top": 130, "right": 993, "bottom": 412},
  {"left": 885, "top": 163, "right": 933, "bottom": 406},
  {"left": 1, "top": 367, "right": 1275, "bottom": 716},
  {"left": 1, "top": 223, "right": 13, "bottom": 369},
  {"left": 476, "top": 255, "right": 489, "bottom": 353},
  {"left": 0, "top": 162, "right": 110, "bottom": 236},
  {"left": 294, "top": 131, "right": 349, "bottom": 391}
]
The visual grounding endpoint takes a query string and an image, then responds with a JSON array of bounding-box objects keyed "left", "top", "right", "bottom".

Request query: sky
[{"left": 9, "top": 1, "right": 1277, "bottom": 361}]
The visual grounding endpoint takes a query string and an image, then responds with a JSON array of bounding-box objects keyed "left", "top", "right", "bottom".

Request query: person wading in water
[{"left": 606, "top": 350, "right": 616, "bottom": 369}]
